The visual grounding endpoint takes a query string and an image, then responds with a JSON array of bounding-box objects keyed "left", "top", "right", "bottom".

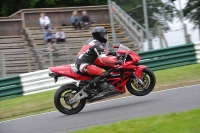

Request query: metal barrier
[
  {"left": 20, "top": 64, "right": 76, "bottom": 95},
  {"left": 0, "top": 52, "right": 6, "bottom": 78},
  {"left": 32, "top": 41, "right": 74, "bottom": 70},
  {"left": 194, "top": 42, "right": 200, "bottom": 63},
  {"left": 108, "top": 0, "right": 144, "bottom": 50},
  {"left": 0, "top": 64, "right": 76, "bottom": 100},
  {"left": 0, "top": 75, "right": 23, "bottom": 100},
  {"left": 138, "top": 43, "right": 197, "bottom": 70}
]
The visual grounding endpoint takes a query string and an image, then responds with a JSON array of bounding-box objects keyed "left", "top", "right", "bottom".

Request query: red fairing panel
[
  {"left": 128, "top": 52, "right": 141, "bottom": 63},
  {"left": 120, "top": 64, "right": 146, "bottom": 79},
  {"left": 49, "top": 65, "right": 92, "bottom": 80},
  {"left": 135, "top": 65, "right": 146, "bottom": 79},
  {"left": 95, "top": 55, "right": 117, "bottom": 67}
]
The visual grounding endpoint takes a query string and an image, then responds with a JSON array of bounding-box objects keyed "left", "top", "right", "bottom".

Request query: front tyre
[
  {"left": 126, "top": 67, "right": 156, "bottom": 96},
  {"left": 54, "top": 84, "right": 86, "bottom": 115}
]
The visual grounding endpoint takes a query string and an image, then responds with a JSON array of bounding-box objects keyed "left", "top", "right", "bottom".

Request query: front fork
[
  {"left": 133, "top": 65, "right": 147, "bottom": 86},
  {"left": 133, "top": 73, "right": 144, "bottom": 86}
]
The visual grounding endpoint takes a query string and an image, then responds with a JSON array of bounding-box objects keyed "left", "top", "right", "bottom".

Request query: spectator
[
  {"left": 44, "top": 29, "right": 54, "bottom": 44},
  {"left": 39, "top": 13, "right": 51, "bottom": 31},
  {"left": 46, "top": 40, "right": 57, "bottom": 52},
  {"left": 55, "top": 29, "right": 66, "bottom": 44},
  {"left": 81, "top": 11, "right": 90, "bottom": 29},
  {"left": 71, "top": 11, "right": 82, "bottom": 30},
  {"left": 38, "top": 40, "right": 57, "bottom": 54}
]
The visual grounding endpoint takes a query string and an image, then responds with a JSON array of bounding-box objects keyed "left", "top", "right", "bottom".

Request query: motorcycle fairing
[
  {"left": 121, "top": 64, "right": 146, "bottom": 79},
  {"left": 128, "top": 52, "right": 141, "bottom": 63},
  {"left": 134, "top": 65, "right": 146, "bottom": 79},
  {"left": 49, "top": 65, "right": 92, "bottom": 80},
  {"left": 108, "top": 70, "right": 132, "bottom": 93}
]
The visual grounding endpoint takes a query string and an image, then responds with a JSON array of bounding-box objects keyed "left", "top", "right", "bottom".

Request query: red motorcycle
[{"left": 49, "top": 44, "right": 156, "bottom": 115}]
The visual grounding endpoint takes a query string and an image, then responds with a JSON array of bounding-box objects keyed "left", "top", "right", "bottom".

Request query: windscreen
[{"left": 117, "top": 44, "right": 132, "bottom": 52}]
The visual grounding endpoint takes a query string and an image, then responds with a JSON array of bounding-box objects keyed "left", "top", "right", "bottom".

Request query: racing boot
[{"left": 83, "top": 72, "right": 110, "bottom": 96}]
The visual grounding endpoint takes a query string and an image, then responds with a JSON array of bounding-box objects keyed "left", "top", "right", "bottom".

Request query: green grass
[
  {"left": 154, "top": 63, "right": 200, "bottom": 91},
  {"left": 0, "top": 89, "right": 56, "bottom": 121},
  {"left": 70, "top": 108, "right": 200, "bottom": 133},
  {"left": 0, "top": 64, "right": 200, "bottom": 122}
]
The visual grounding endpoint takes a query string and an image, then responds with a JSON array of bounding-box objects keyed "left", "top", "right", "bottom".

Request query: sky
[
  {"left": 143, "top": 0, "right": 199, "bottom": 51},
  {"left": 162, "top": 0, "right": 188, "bottom": 8}
]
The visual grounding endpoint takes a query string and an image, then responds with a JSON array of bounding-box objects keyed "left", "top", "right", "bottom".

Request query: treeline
[{"left": 0, "top": 0, "right": 107, "bottom": 17}]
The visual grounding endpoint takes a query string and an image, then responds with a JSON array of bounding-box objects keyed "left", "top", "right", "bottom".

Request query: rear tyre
[
  {"left": 126, "top": 67, "right": 156, "bottom": 96},
  {"left": 54, "top": 84, "right": 86, "bottom": 115}
]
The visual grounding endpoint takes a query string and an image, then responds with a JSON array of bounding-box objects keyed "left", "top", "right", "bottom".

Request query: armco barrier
[
  {"left": 194, "top": 42, "right": 200, "bottom": 63},
  {"left": 0, "top": 64, "right": 76, "bottom": 100},
  {"left": 20, "top": 64, "right": 76, "bottom": 95},
  {"left": 0, "top": 75, "right": 23, "bottom": 100},
  {"left": 0, "top": 43, "right": 200, "bottom": 100},
  {"left": 137, "top": 43, "right": 197, "bottom": 71}
]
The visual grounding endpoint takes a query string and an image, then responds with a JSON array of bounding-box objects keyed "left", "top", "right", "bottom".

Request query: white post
[
  {"left": 143, "top": 0, "right": 153, "bottom": 50},
  {"left": 1, "top": 52, "right": 6, "bottom": 77},
  {"left": 48, "top": 43, "right": 53, "bottom": 67},
  {"left": 108, "top": 0, "right": 116, "bottom": 44},
  {"left": 178, "top": 0, "right": 191, "bottom": 43}
]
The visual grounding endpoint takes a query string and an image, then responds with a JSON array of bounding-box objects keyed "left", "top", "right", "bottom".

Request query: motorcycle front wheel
[
  {"left": 126, "top": 67, "right": 156, "bottom": 96},
  {"left": 54, "top": 84, "right": 86, "bottom": 115}
]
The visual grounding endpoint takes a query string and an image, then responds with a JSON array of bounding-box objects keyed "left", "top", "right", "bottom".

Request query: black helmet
[{"left": 92, "top": 27, "right": 108, "bottom": 43}]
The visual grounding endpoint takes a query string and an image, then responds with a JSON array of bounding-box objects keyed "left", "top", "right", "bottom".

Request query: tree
[
  {"left": 113, "top": 0, "right": 176, "bottom": 35},
  {"left": 184, "top": 0, "right": 200, "bottom": 39},
  {"left": 184, "top": 0, "right": 200, "bottom": 29},
  {"left": 0, "top": 0, "right": 107, "bottom": 17}
]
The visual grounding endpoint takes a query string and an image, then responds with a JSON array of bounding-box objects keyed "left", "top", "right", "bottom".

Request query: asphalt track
[{"left": 0, "top": 84, "right": 200, "bottom": 133}]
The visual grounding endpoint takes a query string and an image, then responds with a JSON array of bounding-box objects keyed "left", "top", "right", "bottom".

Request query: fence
[
  {"left": 0, "top": 75, "right": 23, "bottom": 100},
  {"left": 108, "top": 0, "right": 144, "bottom": 51},
  {"left": 1, "top": 42, "right": 200, "bottom": 100},
  {"left": 0, "top": 52, "right": 6, "bottom": 78},
  {"left": 138, "top": 43, "right": 197, "bottom": 71},
  {"left": 0, "top": 46, "right": 38, "bottom": 78},
  {"left": 32, "top": 41, "right": 73, "bottom": 70},
  {"left": 109, "top": 0, "right": 192, "bottom": 51},
  {"left": 0, "top": 64, "right": 76, "bottom": 100}
]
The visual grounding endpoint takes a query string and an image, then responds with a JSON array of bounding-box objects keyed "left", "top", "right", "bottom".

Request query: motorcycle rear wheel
[
  {"left": 54, "top": 84, "right": 86, "bottom": 115},
  {"left": 126, "top": 67, "right": 156, "bottom": 96}
]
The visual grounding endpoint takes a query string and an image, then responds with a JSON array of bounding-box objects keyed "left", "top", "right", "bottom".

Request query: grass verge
[
  {"left": 70, "top": 108, "right": 200, "bottom": 133},
  {"left": 0, "top": 64, "right": 200, "bottom": 122}
]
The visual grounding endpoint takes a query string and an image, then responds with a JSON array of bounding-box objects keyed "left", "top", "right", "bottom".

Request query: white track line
[{"left": 1, "top": 84, "right": 200, "bottom": 123}]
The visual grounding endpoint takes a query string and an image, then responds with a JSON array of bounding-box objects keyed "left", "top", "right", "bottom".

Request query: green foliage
[
  {"left": 113, "top": 0, "right": 176, "bottom": 35},
  {"left": 184, "top": 0, "right": 200, "bottom": 29},
  {"left": 0, "top": 0, "right": 107, "bottom": 17}
]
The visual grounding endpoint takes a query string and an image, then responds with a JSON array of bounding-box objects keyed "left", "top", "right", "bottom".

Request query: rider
[{"left": 75, "top": 26, "right": 117, "bottom": 95}]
